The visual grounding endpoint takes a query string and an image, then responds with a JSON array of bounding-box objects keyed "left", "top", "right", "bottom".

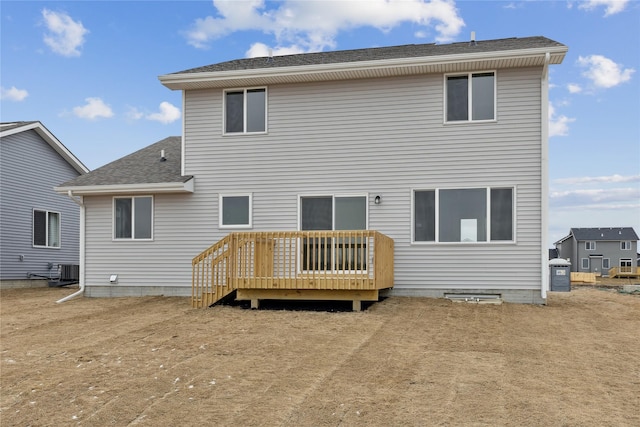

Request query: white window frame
[
  {"left": 411, "top": 186, "right": 515, "bottom": 244},
  {"left": 585, "top": 241, "right": 596, "bottom": 250},
  {"left": 297, "top": 194, "right": 370, "bottom": 231},
  {"left": 581, "top": 258, "right": 589, "bottom": 270},
  {"left": 297, "top": 194, "right": 369, "bottom": 274},
  {"left": 621, "top": 241, "right": 631, "bottom": 250},
  {"left": 32, "top": 209, "right": 61, "bottom": 249},
  {"left": 219, "top": 193, "right": 253, "bottom": 229},
  {"left": 603, "top": 258, "right": 610, "bottom": 270},
  {"left": 620, "top": 258, "right": 633, "bottom": 273},
  {"left": 444, "top": 71, "right": 497, "bottom": 123},
  {"left": 223, "top": 87, "right": 267, "bottom": 135},
  {"left": 112, "top": 196, "right": 154, "bottom": 241}
]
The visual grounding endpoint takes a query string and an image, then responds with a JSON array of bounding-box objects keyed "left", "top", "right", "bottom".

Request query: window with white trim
[
  {"left": 299, "top": 195, "right": 368, "bottom": 271},
  {"left": 603, "top": 258, "right": 610, "bottom": 270},
  {"left": 224, "top": 88, "right": 266, "bottom": 134},
  {"left": 413, "top": 187, "right": 513, "bottom": 243},
  {"left": 114, "top": 196, "right": 153, "bottom": 240},
  {"left": 445, "top": 72, "right": 495, "bottom": 122},
  {"left": 581, "top": 258, "right": 589, "bottom": 270},
  {"left": 621, "top": 241, "right": 631, "bottom": 250},
  {"left": 620, "top": 259, "right": 633, "bottom": 273},
  {"left": 33, "top": 209, "right": 60, "bottom": 248},
  {"left": 585, "top": 241, "right": 595, "bottom": 250},
  {"left": 219, "top": 194, "right": 252, "bottom": 228}
]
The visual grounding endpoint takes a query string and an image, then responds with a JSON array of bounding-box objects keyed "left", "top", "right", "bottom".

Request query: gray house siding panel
[
  {"left": 200, "top": 69, "right": 541, "bottom": 289},
  {"left": 0, "top": 130, "right": 81, "bottom": 280},
  {"left": 82, "top": 67, "right": 546, "bottom": 297},
  {"left": 83, "top": 194, "right": 196, "bottom": 292},
  {"left": 575, "top": 240, "right": 637, "bottom": 274}
]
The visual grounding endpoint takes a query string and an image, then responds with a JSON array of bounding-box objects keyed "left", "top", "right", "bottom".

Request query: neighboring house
[
  {"left": 56, "top": 36, "right": 568, "bottom": 304},
  {"left": 0, "top": 121, "right": 88, "bottom": 287},
  {"left": 554, "top": 227, "right": 639, "bottom": 276}
]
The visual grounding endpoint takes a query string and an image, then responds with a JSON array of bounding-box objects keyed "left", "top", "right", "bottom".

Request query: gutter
[
  {"left": 540, "top": 52, "right": 551, "bottom": 301},
  {"left": 57, "top": 191, "right": 85, "bottom": 303},
  {"left": 53, "top": 178, "right": 194, "bottom": 196}
]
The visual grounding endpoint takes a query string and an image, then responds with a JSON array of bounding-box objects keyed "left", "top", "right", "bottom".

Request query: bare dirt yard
[{"left": 1, "top": 285, "right": 639, "bottom": 426}]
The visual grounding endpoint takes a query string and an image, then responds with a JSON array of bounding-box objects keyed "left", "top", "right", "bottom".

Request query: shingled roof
[
  {"left": 173, "top": 36, "right": 565, "bottom": 74},
  {"left": 570, "top": 227, "right": 638, "bottom": 241},
  {"left": 56, "top": 136, "right": 193, "bottom": 195},
  {"left": 160, "top": 36, "right": 568, "bottom": 90}
]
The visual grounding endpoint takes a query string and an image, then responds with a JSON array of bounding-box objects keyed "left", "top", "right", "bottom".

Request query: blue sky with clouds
[{"left": 1, "top": 0, "right": 638, "bottom": 245}]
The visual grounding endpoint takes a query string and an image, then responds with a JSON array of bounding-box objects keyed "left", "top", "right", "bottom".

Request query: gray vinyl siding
[
  {"left": 0, "top": 130, "right": 82, "bottom": 280},
  {"left": 574, "top": 239, "right": 637, "bottom": 274},
  {"left": 83, "top": 194, "right": 196, "bottom": 289},
  {"left": 83, "top": 67, "right": 545, "bottom": 295}
]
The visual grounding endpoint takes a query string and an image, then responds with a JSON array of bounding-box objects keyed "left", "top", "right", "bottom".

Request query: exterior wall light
[{"left": 374, "top": 195, "right": 381, "bottom": 205}]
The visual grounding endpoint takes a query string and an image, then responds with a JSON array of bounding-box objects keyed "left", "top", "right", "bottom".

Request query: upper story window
[
  {"left": 445, "top": 72, "right": 495, "bottom": 122},
  {"left": 33, "top": 209, "right": 60, "bottom": 248},
  {"left": 219, "top": 194, "right": 252, "bottom": 228},
  {"left": 224, "top": 88, "right": 266, "bottom": 134},
  {"left": 114, "top": 196, "right": 153, "bottom": 240},
  {"left": 413, "top": 187, "right": 513, "bottom": 243},
  {"left": 621, "top": 241, "right": 631, "bottom": 250},
  {"left": 585, "top": 241, "right": 596, "bottom": 250}
]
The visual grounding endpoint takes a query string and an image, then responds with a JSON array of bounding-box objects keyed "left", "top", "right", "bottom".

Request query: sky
[{"left": 1, "top": 0, "right": 639, "bottom": 246}]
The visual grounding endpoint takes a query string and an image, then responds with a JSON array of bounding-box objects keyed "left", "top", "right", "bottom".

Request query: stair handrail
[{"left": 192, "top": 233, "right": 236, "bottom": 308}]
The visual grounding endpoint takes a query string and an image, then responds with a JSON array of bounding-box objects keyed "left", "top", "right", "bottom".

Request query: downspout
[
  {"left": 540, "top": 52, "right": 551, "bottom": 301},
  {"left": 57, "top": 190, "right": 85, "bottom": 303}
]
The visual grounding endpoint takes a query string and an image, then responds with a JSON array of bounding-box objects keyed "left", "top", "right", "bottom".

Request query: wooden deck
[
  {"left": 192, "top": 231, "right": 394, "bottom": 310},
  {"left": 608, "top": 266, "right": 640, "bottom": 279}
]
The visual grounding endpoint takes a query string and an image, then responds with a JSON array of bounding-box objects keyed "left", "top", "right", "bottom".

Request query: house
[
  {"left": 0, "top": 121, "right": 88, "bottom": 288},
  {"left": 55, "top": 36, "right": 568, "bottom": 306},
  {"left": 554, "top": 227, "right": 639, "bottom": 276}
]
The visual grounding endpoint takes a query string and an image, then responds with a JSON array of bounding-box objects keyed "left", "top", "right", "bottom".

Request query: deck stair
[{"left": 192, "top": 231, "right": 394, "bottom": 310}]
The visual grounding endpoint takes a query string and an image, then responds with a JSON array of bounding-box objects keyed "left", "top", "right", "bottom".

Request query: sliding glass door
[{"left": 300, "top": 195, "right": 367, "bottom": 272}]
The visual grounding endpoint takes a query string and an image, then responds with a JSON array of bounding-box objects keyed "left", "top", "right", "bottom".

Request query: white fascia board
[
  {"left": 54, "top": 178, "right": 194, "bottom": 196},
  {"left": 159, "top": 46, "right": 568, "bottom": 89},
  {"left": 1, "top": 121, "right": 89, "bottom": 174}
]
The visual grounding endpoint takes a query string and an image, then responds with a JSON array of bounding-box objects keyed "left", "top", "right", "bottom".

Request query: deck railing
[
  {"left": 192, "top": 231, "right": 394, "bottom": 308},
  {"left": 607, "top": 266, "right": 640, "bottom": 278}
]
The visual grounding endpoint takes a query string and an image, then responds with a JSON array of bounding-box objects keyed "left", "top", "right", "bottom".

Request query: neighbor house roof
[
  {"left": 556, "top": 227, "right": 639, "bottom": 245},
  {"left": 0, "top": 121, "right": 89, "bottom": 174},
  {"left": 55, "top": 136, "right": 194, "bottom": 196},
  {"left": 160, "top": 36, "right": 568, "bottom": 90}
]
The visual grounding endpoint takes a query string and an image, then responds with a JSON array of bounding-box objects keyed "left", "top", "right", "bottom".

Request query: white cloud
[
  {"left": 146, "top": 102, "right": 181, "bottom": 124},
  {"left": 73, "top": 97, "right": 113, "bottom": 120},
  {"left": 125, "top": 106, "right": 144, "bottom": 121},
  {"left": 549, "top": 102, "right": 575, "bottom": 137},
  {"left": 184, "top": 0, "right": 464, "bottom": 54},
  {"left": 567, "top": 83, "right": 582, "bottom": 94},
  {"left": 0, "top": 86, "right": 29, "bottom": 101},
  {"left": 577, "top": 55, "right": 635, "bottom": 89},
  {"left": 42, "top": 9, "right": 89, "bottom": 57},
  {"left": 554, "top": 174, "right": 640, "bottom": 185},
  {"left": 550, "top": 187, "right": 640, "bottom": 208},
  {"left": 246, "top": 42, "right": 307, "bottom": 58},
  {"left": 578, "top": 0, "right": 629, "bottom": 16}
]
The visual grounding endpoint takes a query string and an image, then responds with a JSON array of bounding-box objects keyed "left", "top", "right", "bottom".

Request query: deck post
[
  {"left": 352, "top": 300, "right": 361, "bottom": 312},
  {"left": 251, "top": 299, "right": 260, "bottom": 309}
]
